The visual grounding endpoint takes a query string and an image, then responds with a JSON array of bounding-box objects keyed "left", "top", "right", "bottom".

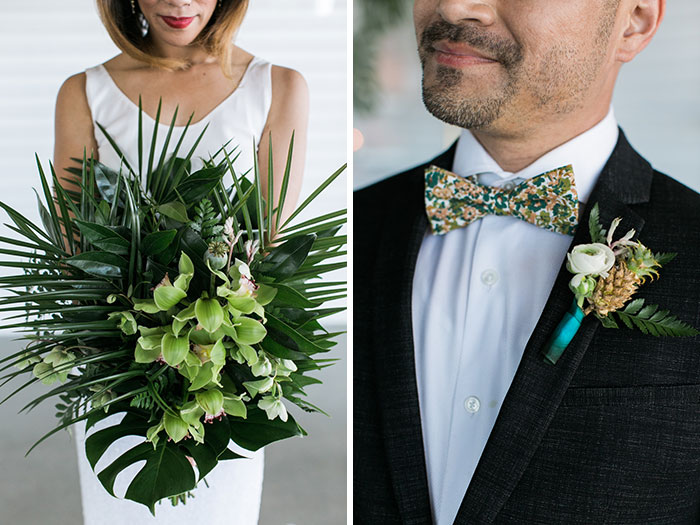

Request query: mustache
[{"left": 419, "top": 20, "right": 523, "bottom": 68}]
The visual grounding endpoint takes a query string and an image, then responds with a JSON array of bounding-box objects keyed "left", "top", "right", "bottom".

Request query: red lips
[{"left": 160, "top": 16, "right": 195, "bottom": 29}]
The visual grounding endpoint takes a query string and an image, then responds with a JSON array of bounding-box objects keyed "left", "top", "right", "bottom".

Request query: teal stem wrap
[{"left": 542, "top": 299, "right": 585, "bottom": 365}]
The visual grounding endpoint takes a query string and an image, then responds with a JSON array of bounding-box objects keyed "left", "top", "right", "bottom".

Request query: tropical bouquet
[{"left": 0, "top": 107, "right": 346, "bottom": 513}]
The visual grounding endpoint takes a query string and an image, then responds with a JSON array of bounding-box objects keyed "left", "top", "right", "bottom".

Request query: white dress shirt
[{"left": 412, "top": 108, "right": 619, "bottom": 525}]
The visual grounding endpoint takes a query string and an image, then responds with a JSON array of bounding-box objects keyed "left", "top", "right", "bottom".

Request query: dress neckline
[{"left": 97, "top": 56, "right": 260, "bottom": 129}]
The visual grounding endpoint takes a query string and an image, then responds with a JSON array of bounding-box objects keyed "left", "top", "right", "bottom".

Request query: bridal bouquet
[{"left": 0, "top": 110, "right": 346, "bottom": 513}]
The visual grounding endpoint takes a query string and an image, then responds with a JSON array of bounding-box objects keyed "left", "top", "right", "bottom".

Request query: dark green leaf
[
  {"left": 74, "top": 220, "right": 130, "bottom": 255},
  {"left": 169, "top": 165, "right": 227, "bottom": 204},
  {"left": 98, "top": 440, "right": 196, "bottom": 514},
  {"left": 85, "top": 412, "right": 150, "bottom": 470},
  {"left": 158, "top": 202, "right": 190, "bottom": 223},
  {"left": 141, "top": 230, "right": 177, "bottom": 257},
  {"left": 65, "top": 252, "right": 128, "bottom": 278},
  {"left": 93, "top": 161, "right": 121, "bottom": 203},
  {"left": 259, "top": 234, "right": 315, "bottom": 280},
  {"left": 228, "top": 407, "right": 305, "bottom": 451}
]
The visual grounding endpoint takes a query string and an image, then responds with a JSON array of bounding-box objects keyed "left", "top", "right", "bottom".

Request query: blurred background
[
  {"left": 0, "top": 1, "right": 347, "bottom": 524},
  {"left": 354, "top": 0, "right": 700, "bottom": 192}
]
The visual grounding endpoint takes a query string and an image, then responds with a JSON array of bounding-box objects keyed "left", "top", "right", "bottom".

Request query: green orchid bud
[
  {"left": 223, "top": 395, "right": 247, "bottom": 419},
  {"left": 43, "top": 346, "right": 73, "bottom": 367},
  {"left": 147, "top": 421, "right": 164, "bottom": 448},
  {"left": 569, "top": 274, "right": 597, "bottom": 299},
  {"left": 15, "top": 351, "right": 41, "bottom": 371},
  {"left": 108, "top": 311, "right": 138, "bottom": 335},
  {"left": 251, "top": 353, "right": 272, "bottom": 377},
  {"left": 161, "top": 333, "right": 190, "bottom": 367},
  {"left": 153, "top": 275, "right": 188, "bottom": 310},
  {"left": 196, "top": 389, "right": 224, "bottom": 417},
  {"left": 243, "top": 376, "right": 274, "bottom": 397},
  {"left": 194, "top": 298, "right": 225, "bottom": 333},
  {"left": 233, "top": 317, "right": 266, "bottom": 345},
  {"left": 163, "top": 412, "right": 189, "bottom": 443},
  {"left": 275, "top": 358, "right": 297, "bottom": 377},
  {"left": 237, "top": 344, "right": 258, "bottom": 365},
  {"left": 258, "top": 396, "right": 288, "bottom": 422},
  {"left": 91, "top": 390, "right": 117, "bottom": 412},
  {"left": 180, "top": 400, "right": 205, "bottom": 426},
  {"left": 32, "top": 362, "right": 56, "bottom": 385}
]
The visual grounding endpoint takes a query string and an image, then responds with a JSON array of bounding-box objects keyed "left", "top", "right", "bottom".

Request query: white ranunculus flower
[{"left": 566, "top": 243, "right": 616, "bottom": 277}]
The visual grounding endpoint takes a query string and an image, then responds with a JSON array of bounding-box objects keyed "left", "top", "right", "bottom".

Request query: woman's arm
[
  {"left": 54, "top": 73, "right": 97, "bottom": 249},
  {"left": 257, "top": 65, "right": 309, "bottom": 233},
  {"left": 54, "top": 72, "right": 98, "bottom": 189}
]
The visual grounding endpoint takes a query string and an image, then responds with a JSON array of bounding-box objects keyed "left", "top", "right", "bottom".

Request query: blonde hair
[{"left": 96, "top": 0, "right": 249, "bottom": 77}]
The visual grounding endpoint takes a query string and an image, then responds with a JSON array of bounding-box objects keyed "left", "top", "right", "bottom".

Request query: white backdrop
[
  {"left": 354, "top": 1, "right": 700, "bottom": 193},
  {"left": 0, "top": 0, "right": 347, "bottom": 312}
]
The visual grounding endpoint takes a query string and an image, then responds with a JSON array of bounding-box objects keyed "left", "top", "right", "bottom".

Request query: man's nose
[{"left": 436, "top": 0, "right": 497, "bottom": 27}]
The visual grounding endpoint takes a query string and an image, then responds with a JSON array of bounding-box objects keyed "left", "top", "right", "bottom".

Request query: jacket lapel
[
  {"left": 372, "top": 145, "right": 457, "bottom": 524},
  {"left": 453, "top": 130, "right": 653, "bottom": 524}
]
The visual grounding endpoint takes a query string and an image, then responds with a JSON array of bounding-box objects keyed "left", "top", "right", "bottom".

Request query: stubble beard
[
  {"left": 419, "top": 8, "right": 617, "bottom": 131},
  {"left": 419, "top": 22, "right": 524, "bottom": 130}
]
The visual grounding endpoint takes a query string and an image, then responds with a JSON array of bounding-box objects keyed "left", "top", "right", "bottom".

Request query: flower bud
[
  {"left": 196, "top": 389, "right": 224, "bottom": 417},
  {"left": 569, "top": 274, "right": 597, "bottom": 298}
]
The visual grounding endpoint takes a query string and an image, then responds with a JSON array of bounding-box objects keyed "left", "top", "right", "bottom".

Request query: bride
[{"left": 52, "top": 0, "right": 308, "bottom": 523}]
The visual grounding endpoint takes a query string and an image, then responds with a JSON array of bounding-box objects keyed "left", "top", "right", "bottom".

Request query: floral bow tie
[{"left": 424, "top": 164, "right": 579, "bottom": 236}]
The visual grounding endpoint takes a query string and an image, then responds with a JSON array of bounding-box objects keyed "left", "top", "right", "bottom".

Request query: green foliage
[
  {"left": 613, "top": 299, "right": 700, "bottom": 337},
  {"left": 588, "top": 203, "right": 607, "bottom": 244},
  {"left": 0, "top": 105, "right": 346, "bottom": 512},
  {"left": 188, "top": 199, "right": 223, "bottom": 243}
]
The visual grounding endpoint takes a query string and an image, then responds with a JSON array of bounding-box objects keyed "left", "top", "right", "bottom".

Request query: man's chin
[{"left": 421, "top": 87, "right": 504, "bottom": 130}]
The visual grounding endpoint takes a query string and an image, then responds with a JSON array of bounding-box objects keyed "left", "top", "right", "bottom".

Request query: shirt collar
[{"left": 451, "top": 107, "right": 619, "bottom": 204}]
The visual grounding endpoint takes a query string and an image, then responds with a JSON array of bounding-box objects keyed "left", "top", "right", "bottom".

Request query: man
[{"left": 354, "top": 1, "right": 700, "bottom": 524}]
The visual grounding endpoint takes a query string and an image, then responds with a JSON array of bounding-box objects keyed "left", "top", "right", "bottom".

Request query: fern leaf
[
  {"left": 616, "top": 307, "right": 700, "bottom": 338},
  {"left": 638, "top": 304, "right": 658, "bottom": 319},
  {"left": 622, "top": 298, "right": 645, "bottom": 315},
  {"left": 588, "top": 203, "right": 607, "bottom": 244},
  {"left": 599, "top": 314, "right": 619, "bottom": 329}
]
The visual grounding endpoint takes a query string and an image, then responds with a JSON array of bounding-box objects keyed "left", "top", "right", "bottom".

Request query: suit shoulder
[
  {"left": 354, "top": 166, "right": 424, "bottom": 224},
  {"left": 650, "top": 169, "right": 700, "bottom": 219}
]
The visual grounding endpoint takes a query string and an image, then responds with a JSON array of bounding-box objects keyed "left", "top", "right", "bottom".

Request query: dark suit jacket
[{"left": 354, "top": 130, "right": 700, "bottom": 524}]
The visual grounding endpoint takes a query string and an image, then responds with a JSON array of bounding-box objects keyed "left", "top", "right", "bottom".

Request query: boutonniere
[{"left": 543, "top": 203, "right": 699, "bottom": 364}]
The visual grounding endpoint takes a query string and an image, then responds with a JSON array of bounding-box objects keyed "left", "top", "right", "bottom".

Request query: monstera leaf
[{"left": 85, "top": 412, "right": 234, "bottom": 514}]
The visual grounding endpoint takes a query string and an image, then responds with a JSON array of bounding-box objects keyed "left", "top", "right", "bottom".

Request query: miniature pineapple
[
  {"left": 585, "top": 261, "right": 640, "bottom": 316},
  {"left": 626, "top": 242, "right": 661, "bottom": 283}
]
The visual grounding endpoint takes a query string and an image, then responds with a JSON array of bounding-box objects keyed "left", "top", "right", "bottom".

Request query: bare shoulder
[
  {"left": 54, "top": 70, "right": 97, "bottom": 165},
  {"left": 57, "top": 72, "right": 87, "bottom": 105},
  {"left": 270, "top": 65, "right": 308, "bottom": 100},
  {"left": 55, "top": 72, "right": 91, "bottom": 121}
]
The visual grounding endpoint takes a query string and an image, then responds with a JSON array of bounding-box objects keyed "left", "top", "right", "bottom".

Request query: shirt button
[
  {"left": 464, "top": 396, "right": 481, "bottom": 413},
  {"left": 481, "top": 269, "right": 499, "bottom": 287},
  {"left": 502, "top": 181, "right": 515, "bottom": 191}
]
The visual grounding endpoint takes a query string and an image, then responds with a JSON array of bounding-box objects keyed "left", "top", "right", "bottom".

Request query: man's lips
[
  {"left": 431, "top": 42, "right": 498, "bottom": 67},
  {"left": 160, "top": 16, "right": 195, "bottom": 29}
]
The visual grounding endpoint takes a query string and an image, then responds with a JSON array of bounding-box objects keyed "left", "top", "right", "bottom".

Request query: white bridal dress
[{"left": 73, "top": 55, "right": 273, "bottom": 525}]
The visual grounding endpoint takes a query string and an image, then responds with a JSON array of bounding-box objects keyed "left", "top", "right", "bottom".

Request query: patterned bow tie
[{"left": 424, "top": 164, "right": 579, "bottom": 236}]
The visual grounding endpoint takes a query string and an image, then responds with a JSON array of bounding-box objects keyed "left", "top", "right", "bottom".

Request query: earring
[
  {"left": 218, "top": 0, "right": 222, "bottom": 8},
  {"left": 130, "top": 0, "right": 136, "bottom": 14}
]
